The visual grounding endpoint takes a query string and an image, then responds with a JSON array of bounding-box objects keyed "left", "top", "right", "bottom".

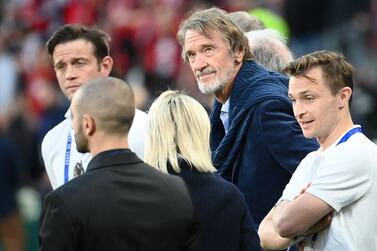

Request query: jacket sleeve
[
  {"left": 254, "top": 99, "right": 319, "bottom": 174},
  {"left": 39, "top": 191, "right": 79, "bottom": 251}
]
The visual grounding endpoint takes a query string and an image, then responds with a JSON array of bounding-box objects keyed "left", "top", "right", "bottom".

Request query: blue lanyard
[
  {"left": 64, "top": 132, "right": 72, "bottom": 183},
  {"left": 336, "top": 126, "right": 362, "bottom": 146}
]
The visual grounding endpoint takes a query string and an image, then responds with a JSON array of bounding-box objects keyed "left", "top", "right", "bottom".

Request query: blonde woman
[{"left": 145, "top": 90, "right": 261, "bottom": 251}]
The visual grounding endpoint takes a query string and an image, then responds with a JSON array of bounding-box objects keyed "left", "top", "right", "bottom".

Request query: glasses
[{"left": 73, "top": 161, "right": 84, "bottom": 177}]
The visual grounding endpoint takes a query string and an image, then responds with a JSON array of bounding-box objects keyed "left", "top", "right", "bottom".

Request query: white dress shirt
[
  {"left": 220, "top": 99, "right": 230, "bottom": 133},
  {"left": 41, "top": 108, "right": 147, "bottom": 189}
]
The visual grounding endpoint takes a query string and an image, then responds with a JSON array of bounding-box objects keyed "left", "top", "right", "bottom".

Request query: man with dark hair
[
  {"left": 39, "top": 77, "right": 199, "bottom": 251},
  {"left": 259, "top": 50, "right": 377, "bottom": 250},
  {"left": 177, "top": 7, "right": 318, "bottom": 228},
  {"left": 41, "top": 24, "right": 147, "bottom": 190}
]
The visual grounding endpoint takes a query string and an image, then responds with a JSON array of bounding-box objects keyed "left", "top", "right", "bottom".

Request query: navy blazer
[
  {"left": 169, "top": 160, "right": 262, "bottom": 251},
  {"left": 210, "top": 61, "right": 319, "bottom": 225},
  {"left": 39, "top": 149, "right": 199, "bottom": 251}
]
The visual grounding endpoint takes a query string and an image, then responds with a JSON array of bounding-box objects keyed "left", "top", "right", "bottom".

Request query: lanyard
[
  {"left": 336, "top": 126, "right": 362, "bottom": 146},
  {"left": 64, "top": 132, "right": 72, "bottom": 183}
]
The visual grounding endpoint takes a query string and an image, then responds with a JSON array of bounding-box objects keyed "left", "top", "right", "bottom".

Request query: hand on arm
[{"left": 258, "top": 207, "right": 292, "bottom": 250}]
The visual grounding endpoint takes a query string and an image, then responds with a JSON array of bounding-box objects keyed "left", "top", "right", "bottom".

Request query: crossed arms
[{"left": 258, "top": 185, "right": 333, "bottom": 250}]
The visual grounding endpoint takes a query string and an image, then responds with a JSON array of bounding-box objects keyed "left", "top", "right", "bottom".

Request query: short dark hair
[
  {"left": 284, "top": 50, "right": 354, "bottom": 105},
  {"left": 46, "top": 24, "right": 111, "bottom": 62}
]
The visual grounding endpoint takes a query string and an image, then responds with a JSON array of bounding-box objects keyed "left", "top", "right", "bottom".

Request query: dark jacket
[
  {"left": 210, "top": 61, "right": 319, "bottom": 225},
  {"left": 169, "top": 160, "right": 262, "bottom": 251},
  {"left": 39, "top": 149, "right": 198, "bottom": 251}
]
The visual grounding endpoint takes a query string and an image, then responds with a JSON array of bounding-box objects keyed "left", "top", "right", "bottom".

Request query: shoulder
[
  {"left": 41, "top": 119, "right": 70, "bottom": 150},
  {"left": 252, "top": 99, "right": 296, "bottom": 131},
  {"left": 41, "top": 119, "right": 70, "bottom": 164},
  {"left": 133, "top": 109, "right": 148, "bottom": 124},
  {"left": 254, "top": 99, "right": 292, "bottom": 117},
  {"left": 204, "top": 173, "right": 245, "bottom": 198},
  {"left": 329, "top": 134, "right": 377, "bottom": 172}
]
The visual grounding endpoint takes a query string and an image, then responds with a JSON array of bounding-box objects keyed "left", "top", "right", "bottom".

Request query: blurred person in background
[
  {"left": 0, "top": 112, "right": 25, "bottom": 251},
  {"left": 227, "top": 11, "right": 293, "bottom": 73},
  {"left": 245, "top": 29, "right": 293, "bottom": 73}
]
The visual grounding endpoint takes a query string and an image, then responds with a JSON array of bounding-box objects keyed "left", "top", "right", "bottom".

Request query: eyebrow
[
  {"left": 186, "top": 42, "right": 215, "bottom": 52},
  {"left": 288, "top": 90, "right": 312, "bottom": 97},
  {"left": 54, "top": 57, "right": 88, "bottom": 67}
]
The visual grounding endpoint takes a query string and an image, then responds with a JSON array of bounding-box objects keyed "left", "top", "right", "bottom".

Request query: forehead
[
  {"left": 184, "top": 29, "right": 227, "bottom": 50},
  {"left": 52, "top": 39, "right": 96, "bottom": 62},
  {"left": 289, "top": 67, "right": 328, "bottom": 94}
]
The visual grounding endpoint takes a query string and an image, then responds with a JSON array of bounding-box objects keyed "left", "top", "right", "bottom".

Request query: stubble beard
[
  {"left": 75, "top": 128, "right": 89, "bottom": 154},
  {"left": 197, "top": 61, "right": 235, "bottom": 95}
]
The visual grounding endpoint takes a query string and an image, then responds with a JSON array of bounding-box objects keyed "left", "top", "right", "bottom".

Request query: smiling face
[
  {"left": 184, "top": 29, "right": 242, "bottom": 98},
  {"left": 288, "top": 67, "right": 343, "bottom": 146},
  {"left": 52, "top": 39, "right": 112, "bottom": 100}
]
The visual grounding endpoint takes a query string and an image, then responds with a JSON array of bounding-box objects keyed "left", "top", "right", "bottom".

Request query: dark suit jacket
[{"left": 39, "top": 149, "right": 198, "bottom": 251}]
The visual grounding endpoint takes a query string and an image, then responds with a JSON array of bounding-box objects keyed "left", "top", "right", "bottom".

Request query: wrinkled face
[
  {"left": 288, "top": 67, "right": 341, "bottom": 144},
  {"left": 70, "top": 95, "right": 89, "bottom": 153},
  {"left": 184, "top": 29, "right": 239, "bottom": 95},
  {"left": 52, "top": 39, "right": 110, "bottom": 100}
]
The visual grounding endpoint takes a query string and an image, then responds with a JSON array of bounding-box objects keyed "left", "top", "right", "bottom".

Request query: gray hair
[
  {"left": 245, "top": 29, "right": 293, "bottom": 73},
  {"left": 227, "top": 11, "right": 265, "bottom": 32},
  {"left": 177, "top": 7, "right": 253, "bottom": 63}
]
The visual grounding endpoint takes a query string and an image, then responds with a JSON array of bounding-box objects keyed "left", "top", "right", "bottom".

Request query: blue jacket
[
  {"left": 210, "top": 61, "right": 319, "bottom": 225},
  {"left": 168, "top": 160, "right": 262, "bottom": 251}
]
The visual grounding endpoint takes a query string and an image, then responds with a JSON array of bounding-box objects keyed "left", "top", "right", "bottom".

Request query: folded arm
[
  {"left": 258, "top": 207, "right": 292, "bottom": 250},
  {"left": 272, "top": 193, "right": 333, "bottom": 238}
]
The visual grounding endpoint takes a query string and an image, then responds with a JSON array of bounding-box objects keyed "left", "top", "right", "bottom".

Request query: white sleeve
[
  {"left": 128, "top": 108, "right": 148, "bottom": 160},
  {"left": 278, "top": 152, "right": 317, "bottom": 203},
  {"left": 41, "top": 131, "right": 58, "bottom": 189},
  {"left": 307, "top": 146, "right": 372, "bottom": 212}
]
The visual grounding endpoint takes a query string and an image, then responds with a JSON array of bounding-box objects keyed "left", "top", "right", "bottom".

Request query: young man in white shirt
[
  {"left": 41, "top": 24, "right": 147, "bottom": 189},
  {"left": 258, "top": 50, "right": 377, "bottom": 251}
]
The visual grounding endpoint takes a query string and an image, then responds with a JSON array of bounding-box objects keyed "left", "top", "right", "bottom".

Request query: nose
[
  {"left": 292, "top": 100, "right": 306, "bottom": 119},
  {"left": 65, "top": 64, "right": 77, "bottom": 80},
  {"left": 191, "top": 53, "right": 207, "bottom": 72}
]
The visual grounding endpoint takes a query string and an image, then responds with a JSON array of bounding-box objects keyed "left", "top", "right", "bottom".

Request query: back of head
[
  {"left": 245, "top": 29, "right": 293, "bottom": 73},
  {"left": 227, "top": 11, "right": 265, "bottom": 32},
  {"left": 284, "top": 50, "right": 354, "bottom": 99},
  {"left": 74, "top": 77, "right": 135, "bottom": 135},
  {"left": 145, "top": 90, "right": 216, "bottom": 174},
  {"left": 177, "top": 7, "right": 253, "bottom": 63},
  {"left": 46, "top": 24, "right": 110, "bottom": 61}
]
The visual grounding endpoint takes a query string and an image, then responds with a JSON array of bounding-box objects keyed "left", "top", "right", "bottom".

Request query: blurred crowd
[{"left": 1, "top": 0, "right": 377, "bottom": 250}]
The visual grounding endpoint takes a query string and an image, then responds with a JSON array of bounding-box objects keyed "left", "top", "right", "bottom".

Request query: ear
[
  {"left": 338, "top": 87, "right": 352, "bottom": 109},
  {"left": 233, "top": 47, "right": 245, "bottom": 64},
  {"left": 100, "top": 56, "right": 113, "bottom": 76},
  {"left": 82, "top": 114, "right": 96, "bottom": 136}
]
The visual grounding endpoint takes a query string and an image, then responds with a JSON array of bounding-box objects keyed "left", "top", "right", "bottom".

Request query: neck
[
  {"left": 319, "top": 116, "right": 354, "bottom": 150},
  {"left": 215, "top": 83, "right": 233, "bottom": 104},
  {"left": 89, "top": 133, "right": 129, "bottom": 157},
  {"left": 214, "top": 62, "right": 242, "bottom": 104}
]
